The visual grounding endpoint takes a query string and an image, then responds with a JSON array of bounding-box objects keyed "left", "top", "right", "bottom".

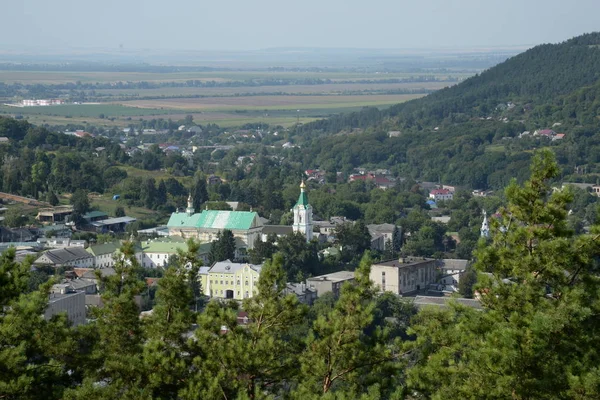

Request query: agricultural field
[
  {"left": 0, "top": 67, "right": 468, "bottom": 128},
  {"left": 0, "top": 70, "right": 471, "bottom": 85}
]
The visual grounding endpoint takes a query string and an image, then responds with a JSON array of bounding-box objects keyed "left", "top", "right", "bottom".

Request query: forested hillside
[{"left": 293, "top": 32, "right": 600, "bottom": 189}]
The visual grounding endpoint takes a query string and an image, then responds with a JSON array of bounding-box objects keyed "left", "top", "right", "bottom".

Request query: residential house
[
  {"left": 306, "top": 271, "right": 355, "bottom": 298},
  {"left": 370, "top": 257, "right": 438, "bottom": 296},
  {"left": 34, "top": 247, "right": 94, "bottom": 269},
  {"left": 429, "top": 189, "right": 454, "bottom": 201},
  {"left": 202, "top": 260, "right": 263, "bottom": 300},
  {"left": 37, "top": 206, "right": 74, "bottom": 223}
]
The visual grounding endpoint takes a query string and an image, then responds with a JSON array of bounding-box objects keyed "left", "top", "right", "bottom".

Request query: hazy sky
[{"left": 3, "top": 0, "right": 599, "bottom": 51}]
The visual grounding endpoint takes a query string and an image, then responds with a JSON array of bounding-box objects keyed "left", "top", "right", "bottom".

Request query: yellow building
[{"left": 201, "top": 259, "right": 262, "bottom": 300}]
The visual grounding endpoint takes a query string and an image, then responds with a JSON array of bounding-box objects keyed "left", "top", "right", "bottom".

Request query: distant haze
[{"left": 3, "top": 0, "right": 599, "bottom": 52}]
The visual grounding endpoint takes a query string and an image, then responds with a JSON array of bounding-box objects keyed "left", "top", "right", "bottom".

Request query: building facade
[
  {"left": 201, "top": 260, "right": 262, "bottom": 300},
  {"left": 370, "top": 257, "right": 438, "bottom": 296},
  {"left": 306, "top": 271, "right": 355, "bottom": 297}
]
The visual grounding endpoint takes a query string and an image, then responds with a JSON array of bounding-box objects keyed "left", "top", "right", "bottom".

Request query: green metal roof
[
  {"left": 141, "top": 237, "right": 188, "bottom": 254},
  {"left": 83, "top": 211, "right": 108, "bottom": 219},
  {"left": 87, "top": 242, "right": 120, "bottom": 256},
  {"left": 167, "top": 210, "right": 258, "bottom": 230},
  {"left": 166, "top": 212, "right": 204, "bottom": 229},
  {"left": 296, "top": 191, "right": 309, "bottom": 207}
]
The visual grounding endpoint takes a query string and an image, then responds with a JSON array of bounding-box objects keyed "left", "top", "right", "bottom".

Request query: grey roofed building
[
  {"left": 209, "top": 259, "right": 262, "bottom": 274},
  {"left": 90, "top": 216, "right": 137, "bottom": 233},
  {"left": 34, "top": 247, "right": 94, "bottom": 268},
  {"left": 80, "top": 267, "right": 116, "bottom": 281},
  {"left": 413, "top": 295, "right": 482, "bottom": 310},
  {"left": 306, "top": 270, "right": 355, "bottom": 297},
  {"left": 283, "top": 282, "right": 317, "bottom": 305},
  {"left": 45, "top": 290, "right": 86, "bottom": 326},
  {"left": 262, "top": 225, "right": 293, "bottom": 237}
]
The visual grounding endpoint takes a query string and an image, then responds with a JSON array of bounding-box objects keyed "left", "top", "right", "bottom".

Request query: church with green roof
[{"left": 167, "top": 194, "right": 264, "bottom": 249}]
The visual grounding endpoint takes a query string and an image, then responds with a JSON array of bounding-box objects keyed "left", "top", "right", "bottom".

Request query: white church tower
[
  {"left": 292, "top": 180, "right": 313, "bottom": 242},
  {"left": 480, "top": 210, "right": 490, "bottom": 238},
  {"left": 186, "top": 193, "right": 195, "bottom": 216}
]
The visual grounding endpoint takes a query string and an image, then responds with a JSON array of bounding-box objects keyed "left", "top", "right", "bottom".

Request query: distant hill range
[{"left": 296, "top": 32, "right": 600, "bottom": 190}]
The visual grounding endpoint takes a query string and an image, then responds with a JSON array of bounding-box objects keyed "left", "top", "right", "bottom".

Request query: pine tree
[
  {"left": 156, "top": 179, "right": 167, "bottom": 206},
  {"left": 0, "top": 249, "right": 76, "bottom": 400},
  {"left": 192, "top": 177, "right": 208, "bottom": 211},
  {"left": 65, "top": 241, "right": 148, "bottom": 398},
  {"left": 141, "top": 240, "right": 198, "bottom": 398},
  {"left": 208, "top": 229, "right": 236, "bottom": 264},
  {"left": 183, "top": 253, "right": 307, "bottom": 399},
  {"left": 407, "top": 149, "right": 600, "bottom": 399},
  {"left": 293, "top": 253, "right": 404, "bottom": 398}
]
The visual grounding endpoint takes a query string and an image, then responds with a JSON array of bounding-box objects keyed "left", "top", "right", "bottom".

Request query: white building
[{"left": 429, "top": 189, "right": 454, "bottom": 201}]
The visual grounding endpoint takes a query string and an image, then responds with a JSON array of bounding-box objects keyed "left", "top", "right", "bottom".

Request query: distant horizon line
[{"left": 0, "top": 43, "right": 533, "bottom": 55}]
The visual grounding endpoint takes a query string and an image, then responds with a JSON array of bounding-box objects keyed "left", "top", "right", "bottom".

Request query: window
[
  {"left": 237, "top": 280, "right": 240, "bottom": 285},
  {"left": 220, "top": 281, "right": 223, "bottom": 285},
  {"left": 245, "top": 281, "right": 249, "bottom": 286}
]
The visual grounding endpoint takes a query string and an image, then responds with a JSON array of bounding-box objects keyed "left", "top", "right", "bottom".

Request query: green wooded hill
[{"left": 293, "top": 32, "right": 600, "bottom": 189}]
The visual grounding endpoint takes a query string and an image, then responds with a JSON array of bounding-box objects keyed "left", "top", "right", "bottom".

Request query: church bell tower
[
  {"left": 292, "top": 180, "right": 313, "bottom": 242},
  {"left": 186, "top": 193, "right": 195, "bottom": 216}
]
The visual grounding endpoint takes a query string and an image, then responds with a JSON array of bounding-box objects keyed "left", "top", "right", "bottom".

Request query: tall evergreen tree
[
  {"left": 0, "top": 249, "right": 76, "bottom": 400},
  {"left": 185, "top": 253, "right": 307, "bottom": 399},
  {"left": 192, "top": 177, "right": 208, "bottom": 211},
  {"left": 294, "top": 253, "right": 404, "bottom": 398},
  {"left": 407, "top": 149, "right": 600, "bottom": 399},
  {"left": 66, "top": 241, "right": 148, "bottom": 398},
  {"left": 208, "top": 229, "right": 236, "bottom": 264}
]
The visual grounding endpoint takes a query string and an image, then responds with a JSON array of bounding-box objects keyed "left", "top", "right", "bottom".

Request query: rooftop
[
  {"left": 262, "top": 225, "right": 293, "bottom": 236},
  {"left": 209, "top": 259, "right": 262, "bottom": 274},
  {"left": 35, "top": 247, "right": 92, "bottom": 265},
  {"left": 375, "top": 257, "right": 436, "bottom": 269},
  {"left": 91, "top": 216, "right": 136, "bottom": 227},
  {"left": 167, "top": 210, "right": 260, "bottom": 231},
  {"left": 307, "top": 270, "right": 355, "bottom": 283},
  {"left": 87, "top": 241, "right": 120, "bottom": 256},
  {"left": 413, "top": 295, "right": 482, "bottom": 310}
]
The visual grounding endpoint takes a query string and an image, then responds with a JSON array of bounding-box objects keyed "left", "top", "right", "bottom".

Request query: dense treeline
[{"left": 289, "top": 33, "right": 600, "bottom": 189}]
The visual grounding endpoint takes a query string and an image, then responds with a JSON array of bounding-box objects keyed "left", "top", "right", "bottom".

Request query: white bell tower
[
  {"left": 480, "top": 210, "right": 490, "bottom": 238},
  {"left": 186, "top": 193, "right": 195, "bottom": 216},
  {"left": 292, "top": 180, "right": 313, "bottom": 242}
]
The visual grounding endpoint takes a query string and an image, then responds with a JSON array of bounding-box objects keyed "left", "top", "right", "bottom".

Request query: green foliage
[
  {"left": 335, "top": 220, "right": 372, "bottom": 263},
  {"left": 407, "top": 149, "right": 600, "bottom": 399},
  {"left": 208, "top": 229, "right": 236, "bottom": 264},
  {"left": 294, "top": 253, "right": 404, "bottom": 398},
  {"left": 276, "top": 232, "right": 320, "bottom": 281}
]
